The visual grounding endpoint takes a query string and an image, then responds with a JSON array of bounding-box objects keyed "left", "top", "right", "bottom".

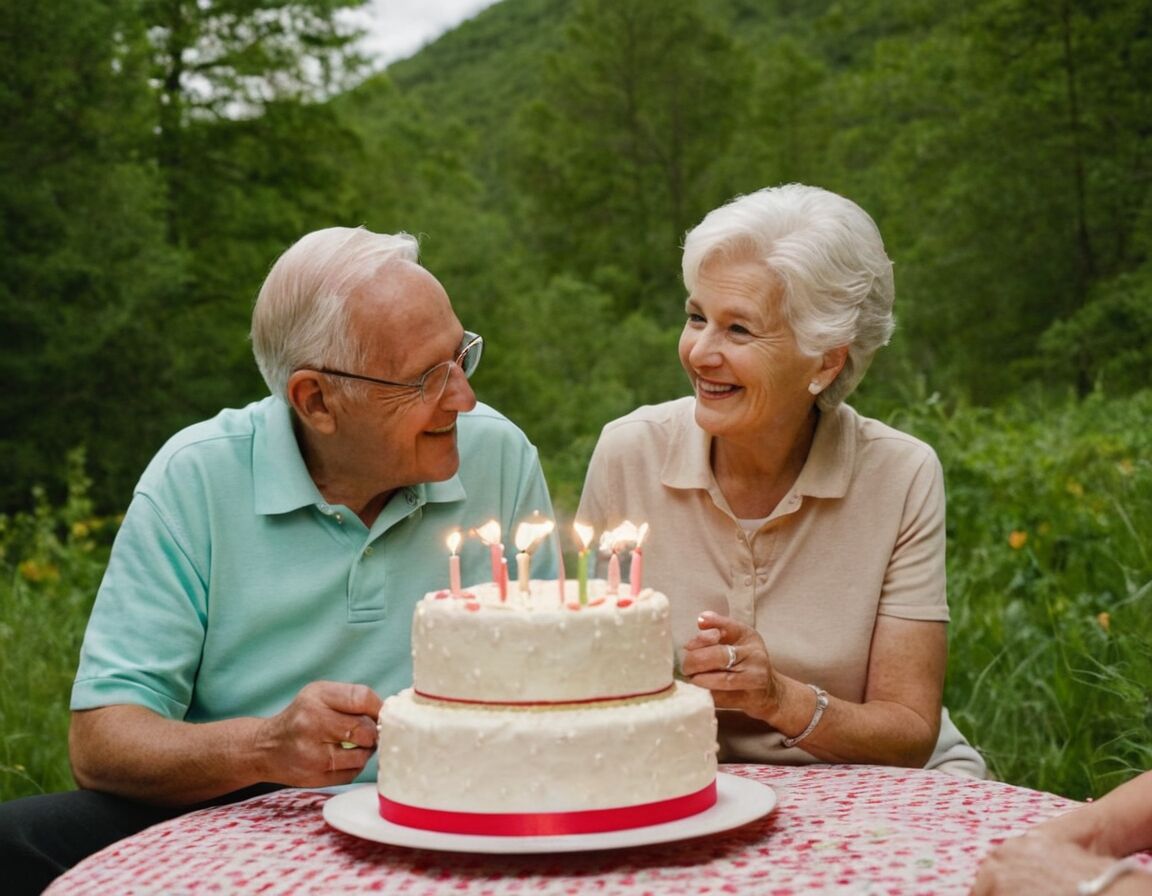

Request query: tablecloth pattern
[{"left": 44, "top": 764, "right": 1116, "bottom": 895}]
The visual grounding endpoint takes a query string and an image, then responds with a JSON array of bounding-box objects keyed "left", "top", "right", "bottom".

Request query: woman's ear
[
  {"left": 820, "top": 345, "right": 850, "bottom": 383},
  {"left": 286, "top": 370, "right": 338, "bottom": 435}
]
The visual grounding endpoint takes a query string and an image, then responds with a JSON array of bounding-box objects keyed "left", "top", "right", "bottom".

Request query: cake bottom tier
[{"left": 376, "top": 681, "right": 718, "bottom": 832}]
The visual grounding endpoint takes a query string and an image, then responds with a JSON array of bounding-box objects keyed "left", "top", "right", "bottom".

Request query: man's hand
[{"left": 252, "top": 681, "right": 382, "bottom": 786}]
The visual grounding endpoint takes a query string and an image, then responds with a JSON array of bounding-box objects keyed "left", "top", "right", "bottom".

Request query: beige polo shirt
[{"left": 578, "top": 396, "right": 950, "bottom": 763}]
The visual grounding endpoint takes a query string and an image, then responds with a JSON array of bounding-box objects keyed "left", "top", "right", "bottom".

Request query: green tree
[
  {"left": 0, "top": 0, "right": 186, "bottom": 510},
  {"left": 515, "top": 0, "right": 752, "bottom": 322},
  {"left": 817, "top": 0, "right": 1152, "bottom": 401}
]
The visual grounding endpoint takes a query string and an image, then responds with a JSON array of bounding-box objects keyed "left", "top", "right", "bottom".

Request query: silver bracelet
[
  {"left": 1077, "top": 857, "right": 1143, "bottom": 895},
  {"left": 782, "top": 684, "right": 829, "bottom": 748}
]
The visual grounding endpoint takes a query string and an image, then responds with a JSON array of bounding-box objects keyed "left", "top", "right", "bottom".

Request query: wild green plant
[{"left": 0, "top": 449, "right": 114, "bottom": 800}]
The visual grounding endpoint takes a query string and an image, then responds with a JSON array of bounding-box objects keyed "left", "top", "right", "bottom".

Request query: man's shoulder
[
  {"left": 458, "top": 402, "right": 533, "bottom": 446},
  {"left": 141, "top": 398, "right": 273, "bottom": 485}
]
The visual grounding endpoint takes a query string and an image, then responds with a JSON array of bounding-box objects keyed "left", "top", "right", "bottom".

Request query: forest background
[{"left": 1, "top": 0, "right": 1150, "bottom": 804}]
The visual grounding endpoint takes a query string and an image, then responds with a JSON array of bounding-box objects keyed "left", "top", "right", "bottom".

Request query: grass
[{"left": 1, "top": 392, "right": 1149, "bottom": 804}]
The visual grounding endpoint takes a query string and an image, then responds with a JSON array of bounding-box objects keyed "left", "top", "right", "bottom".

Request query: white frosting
[
  {"left": 378, "top": 579, "right": 719, "bottom": 824},
  {"left": 377, "top": 682, "right": 718, "bottom": 812},
  {"left": 412, "top": 579, "right": 672, "bottom": 703}
]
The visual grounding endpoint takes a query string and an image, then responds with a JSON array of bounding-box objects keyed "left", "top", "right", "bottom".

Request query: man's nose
[{"left": 441, "top": 363, "right": 477, "bottom": 411}]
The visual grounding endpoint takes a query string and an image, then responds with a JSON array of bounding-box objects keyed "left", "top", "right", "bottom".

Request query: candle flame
[
  {"left": 446, "top": 530, "right": 462, "bottom": 555},
  {"left": 474, "top": 519, "right": 502, "bottom": 546},
  {"left": 573, "top": 522, "right": 594, "bottom": 551},
  {"left": 635, "top": 522, "right": 649, "bottom": 549},
  {"left": 599, "top": 520, "right": 644, "bottom": 553},
  {"left": 515, "top": 518, "right": 555, "bottom": 553}
]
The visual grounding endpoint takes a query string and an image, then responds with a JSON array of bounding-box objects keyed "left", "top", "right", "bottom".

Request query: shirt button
[
  {"left": 364, "top": 546, "right": 374, "bottom": 557},
  {"left": 744, "top": 575, "right": 753, "bottom": 586},
  {"left": 405, "top": 491, "right": 417, "bottom": 506},
  {"left": 334, "top": 513, "right": 344, "bottom": 524}
]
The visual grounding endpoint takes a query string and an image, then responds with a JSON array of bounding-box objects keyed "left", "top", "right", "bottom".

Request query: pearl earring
[{"left": 808, "top": 381, "right": 822, "bottom": 395}]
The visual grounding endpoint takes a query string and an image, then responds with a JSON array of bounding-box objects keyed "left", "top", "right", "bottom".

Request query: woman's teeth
[{"left": 698, "top": 380, "right": 738, "bottom": 396}]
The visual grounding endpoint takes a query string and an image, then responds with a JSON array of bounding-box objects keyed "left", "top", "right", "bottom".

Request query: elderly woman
[{"left": 578, "top": 184, "right": 983, "bottom": 774}]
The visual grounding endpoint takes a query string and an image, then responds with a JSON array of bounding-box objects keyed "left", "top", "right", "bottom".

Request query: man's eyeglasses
[{"left": 312, "top": 331, "right": 483, "bottom": 404}]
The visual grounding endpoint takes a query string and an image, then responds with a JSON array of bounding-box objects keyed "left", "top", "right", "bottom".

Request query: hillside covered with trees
[{"left": 3, "top": 0, "right": 1150, "bottom": 512}]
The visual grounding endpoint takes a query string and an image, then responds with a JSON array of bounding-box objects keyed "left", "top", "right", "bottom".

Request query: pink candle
[
  {"left": 499, "top": 557, "right": 508, "bottom": 602},
  {"left": 475, "top": 520, "right": 504, "bottom": 594},
  {"left": 630, "top": 523, "right": 649, "bottom": 596},
  {"left": 490, "top": 543, "right": 503, "bottom": 587}
]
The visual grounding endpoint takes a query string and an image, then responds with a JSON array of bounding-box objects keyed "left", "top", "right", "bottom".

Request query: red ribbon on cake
[
  {"left": 412, "top": 683, "right": 674, "bottom": 707},
  {"left": 379, "top": 780, "right": 717, "bottom": 836}
]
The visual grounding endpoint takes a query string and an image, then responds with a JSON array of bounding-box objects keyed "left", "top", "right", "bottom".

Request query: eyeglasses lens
[{"left": 421, "top": 333, "right": 482, "bottom": 403}]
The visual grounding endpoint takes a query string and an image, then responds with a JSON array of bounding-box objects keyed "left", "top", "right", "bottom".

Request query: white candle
[
  {"left": 607, "top": 550, "right": 620, "bottom": 594},
  {"left": 513, "top": 516, "right": 556, "bottom": 600},
  {"left": 446, "top": 531, "right": 462, "bottom": 596}
]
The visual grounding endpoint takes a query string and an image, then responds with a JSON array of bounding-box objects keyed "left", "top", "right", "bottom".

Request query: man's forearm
[{"left": 69, "top": 705, "right": 268, "bottom": 807}]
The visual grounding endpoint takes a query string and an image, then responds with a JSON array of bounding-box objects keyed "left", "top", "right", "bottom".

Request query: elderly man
[{"left": 1, "top": 227, "right": 557, "bottom": 892}]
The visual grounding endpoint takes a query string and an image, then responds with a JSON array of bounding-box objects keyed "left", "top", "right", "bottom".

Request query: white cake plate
[{"left": 322, "top": 772, "right": 776, "bottom": 854}]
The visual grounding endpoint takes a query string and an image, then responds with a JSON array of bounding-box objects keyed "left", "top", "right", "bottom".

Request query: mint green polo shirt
[{"left": 71, "top": 396, "right": 556, "bottom": 781}]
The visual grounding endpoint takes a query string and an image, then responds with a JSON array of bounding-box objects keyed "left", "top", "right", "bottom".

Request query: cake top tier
[{"left": 411, "top": 579, "right": 674, "bottom": 705}]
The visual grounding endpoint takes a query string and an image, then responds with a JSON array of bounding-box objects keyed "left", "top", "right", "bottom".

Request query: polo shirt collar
[
  {"left": 253, "top": 397, "right": 468, "bottom": 515},
  {"left": 794, "top": 403, "right": 855, "bottom": 499},
  {"left": 254, "top": 398, "right": 325, "bottom": 515},
  {"left": 660, "top": 399, "right": 856, "bottom": 500}
]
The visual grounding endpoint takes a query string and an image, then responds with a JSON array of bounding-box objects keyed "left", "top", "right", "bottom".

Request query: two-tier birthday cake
[{"left": 375, "top": 579, "right": 719, "bottom": 835}]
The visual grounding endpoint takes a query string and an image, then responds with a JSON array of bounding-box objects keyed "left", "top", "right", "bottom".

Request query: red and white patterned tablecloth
[{"left": 43, "top": 764, "right": 1140, "bottom": 895}]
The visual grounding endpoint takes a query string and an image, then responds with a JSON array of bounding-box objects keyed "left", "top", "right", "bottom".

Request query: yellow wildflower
[
  {"left": 1096, "top": 612, "right": 1111, "bottom": 632},
  {"left": 1066, "top": 480, "right": 1084, "bottom": 497},
  {"left": 1008, "top": 530, "right": 1028, "bottom": 550},
  {"left": 18, "top": 560, "right": 60, "bottom": 583}
]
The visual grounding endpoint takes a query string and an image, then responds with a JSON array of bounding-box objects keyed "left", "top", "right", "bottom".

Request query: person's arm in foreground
[
  {"left": 969, "top": 770, "right": 1152, "bottom": 895},
  {"left": 70, "top": 681, "right": 382, "bottom": 807}
]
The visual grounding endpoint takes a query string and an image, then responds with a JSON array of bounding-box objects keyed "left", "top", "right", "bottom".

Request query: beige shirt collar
[{"left": 660, "top": 399, "right": 857, "bottom": 500}]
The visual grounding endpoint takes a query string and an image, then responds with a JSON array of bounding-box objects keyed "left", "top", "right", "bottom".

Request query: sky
[{"left": 344, "top": 0, "right": 503, "bottom": 67}]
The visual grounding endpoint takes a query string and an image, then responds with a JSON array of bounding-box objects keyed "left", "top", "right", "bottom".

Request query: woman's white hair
[
  {"left": 682, "top": 184, "right": 895, "bottom": 409},
  {"left": 251, "top": 226, "right": 420, "bottom": 398}
]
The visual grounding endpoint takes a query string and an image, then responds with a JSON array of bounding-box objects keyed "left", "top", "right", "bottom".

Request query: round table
[{"left": 44, "top": 763, "right": 1121, "bottom": 895}]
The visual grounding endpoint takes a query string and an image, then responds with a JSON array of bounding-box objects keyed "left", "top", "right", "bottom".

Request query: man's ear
[{"left": 286, "top": 370, "right": 338, "bottom": 435}]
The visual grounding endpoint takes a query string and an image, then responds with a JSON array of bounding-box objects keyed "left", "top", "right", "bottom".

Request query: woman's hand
[
  {"left": 969, "top": 834, "right": 1152, "bottom": 896},
  {"left": 680, "top": 611, "right": 783, "bottom": 719}
]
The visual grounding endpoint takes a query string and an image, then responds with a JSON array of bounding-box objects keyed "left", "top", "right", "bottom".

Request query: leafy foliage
[{"left": 886, "top": 389, "right": 1152, "bottom": 797}]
